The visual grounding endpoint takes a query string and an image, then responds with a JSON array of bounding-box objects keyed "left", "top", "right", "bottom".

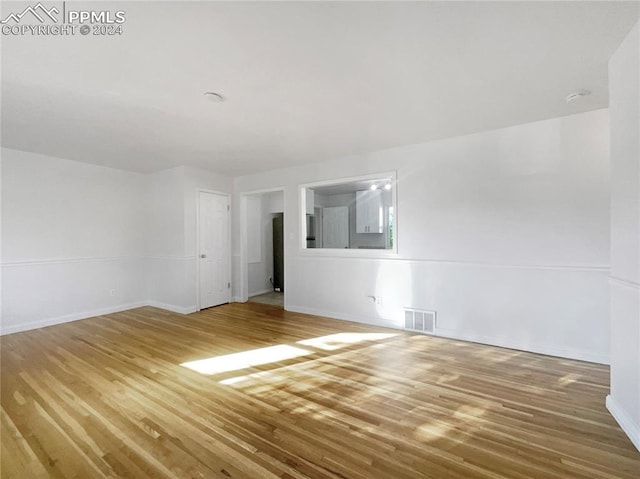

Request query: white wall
[
  {"left": 607, "top": 22, "right": 640, "bottom": 452},
  {"left": 1, "top": 153, "right": 233, "bottom": 332},
  {"left": 2, "top": 110, "right": 614, "bottom": 365},
  {"left": 146, "top": 166, "right": 190, "bottom": 311},
  {"left": 1, "top": 149, "right": 148, "bottom": 333},
  {"left": 234, "top": 109, "right": 611, "bottom": 363},
  {"left": 267, "top": 190, "right": 284, "bottom": 214},
  {"left": 147, "top": 165, "right": 232, "bottom": 313}
]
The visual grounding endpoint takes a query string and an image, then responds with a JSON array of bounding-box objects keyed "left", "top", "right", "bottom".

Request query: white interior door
[
  {"left": 199, "top": 191, "right": 230, "bottom": 309},
  {"left": 322, "top": 206, "right": 349, "bottom": 248}
]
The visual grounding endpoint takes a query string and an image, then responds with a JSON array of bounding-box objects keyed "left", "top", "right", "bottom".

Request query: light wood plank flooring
[
  {"left": 1, "top": 303, "right": 639, "bottom": 478},
  {"left": 248, "top": 292, "right": 284, "bottom": 308}
]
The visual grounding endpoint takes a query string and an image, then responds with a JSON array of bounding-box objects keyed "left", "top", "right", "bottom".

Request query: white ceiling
[{"left": 1, "top": 1, "right": 638, "bottom": 175}]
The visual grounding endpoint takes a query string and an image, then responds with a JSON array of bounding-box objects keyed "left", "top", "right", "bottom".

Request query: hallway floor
[{"left": 248, "top": 291, "right": 284, "bottom": 307}]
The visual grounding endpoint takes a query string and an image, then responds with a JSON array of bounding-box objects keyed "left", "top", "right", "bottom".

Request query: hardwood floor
[
  {"left": 248, "top": 292, "right": 284, "bottom": 308},
  {"left": 1, "top": 303, "right": 638, "bottom": 479}
]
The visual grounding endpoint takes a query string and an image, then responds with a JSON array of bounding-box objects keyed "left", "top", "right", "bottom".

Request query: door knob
[{"left": 200, "top": 254, "right": 206, "bottom": 258}]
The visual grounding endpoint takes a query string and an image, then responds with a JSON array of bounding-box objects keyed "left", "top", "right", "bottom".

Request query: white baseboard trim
[
  {"left": 286, "top": 305, "right": 396, "bottom": 329},
  {"left": 2, "top": 301, "right": 609, "bottom": 366},
  {"left": 1, "top": 300, "right": 200, "bottom": 335},
  {"left": 0, "top": 301, "right": 148, "bottom": 336},
  {"left": 435, "top": 328, "right": 609, "bottom": 365},
  {"left": 285, "top": 305, "right": 609, "bottom": 365},
  {"left": 607, "top": 395, "right": 640, "bottom": 453},
  {"left": 146, "top": 301, "right": 197, "bottom": 315}
]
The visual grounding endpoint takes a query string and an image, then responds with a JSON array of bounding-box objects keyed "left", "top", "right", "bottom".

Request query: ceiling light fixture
[
  {"left": 384, "top": 184, "right": 392, "bottom": 190},
  {"left": 204, "top": 92, "right": 225, "bottom": 103},
  {"left": 370, "top": 184, "right": 378, "bottom": 191},
  {"left": 565, "top": 90, "right": 590, "bottom": 104}
]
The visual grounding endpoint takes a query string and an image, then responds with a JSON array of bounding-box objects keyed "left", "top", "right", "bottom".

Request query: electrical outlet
[
  {"left": 109, "top": 289, "right": 116, "bottom": 297},
  {"left": 375, "top": 296, "right": 383, "bottom": 306}
]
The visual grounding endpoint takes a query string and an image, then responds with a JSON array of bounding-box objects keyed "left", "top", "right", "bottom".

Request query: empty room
[{"left": 1, "top": 1, "right": 639, "bottom": 478}]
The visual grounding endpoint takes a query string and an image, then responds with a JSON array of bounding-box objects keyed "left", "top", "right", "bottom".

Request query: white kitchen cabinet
[
  {"left": 322, "top": 206, "right": 349, "bottom": 248},
  {"left": 356, "top": 190, "right": 383, "bottom": 233},
  {"left": 305, "top": 188, "right": 315, "bottom": 215}
]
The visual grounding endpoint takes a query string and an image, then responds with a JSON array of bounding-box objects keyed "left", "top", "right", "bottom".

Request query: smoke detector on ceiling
[{"left": 565, "top": 90, "right": 591, "bottom": 104}]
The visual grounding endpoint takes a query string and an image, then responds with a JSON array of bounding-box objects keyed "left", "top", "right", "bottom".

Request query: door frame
[
  {"left": 239, "top": 187, "right": 286, "bottom": 305},
  {"left": 196, "top": 188, "right": 232, "bottom": 312}
]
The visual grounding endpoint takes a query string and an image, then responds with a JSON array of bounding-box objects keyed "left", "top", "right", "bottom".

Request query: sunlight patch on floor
[
  {"left": 473, "top": 348, "right": 522, "bottom": 363},
  {"left": 453, "top": 405, "right": 486, "bottom": 420},
  {"left": 219, "top": 375, "right": 252, "bottom": 385},
  {"left": 181, "top": 345, "right": 312, "bottom": 375},
  {"left": 297, "top": 332, "right": 398, "bottom": 351},
  {"left": 415, "top": 404, "right": 487, "bottom": 443},
  {"left": 437, "top": 373, "right": 460, "bottom": 384},
  {"left": 415, "top": 421, "right": 452, "bottom": 441},
  {"left": 188, "top": 331, "right": 399, "bottom": 379},
  {"left": 558, "top": 373, "right": 581, "bottom": 387}
]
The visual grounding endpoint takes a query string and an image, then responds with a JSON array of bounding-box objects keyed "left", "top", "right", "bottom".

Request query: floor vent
[{"left": 404, "top": 309, "right": 436, "bottom": 334}]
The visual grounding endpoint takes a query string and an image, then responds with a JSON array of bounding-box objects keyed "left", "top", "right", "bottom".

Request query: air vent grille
[{"left": 404, "top": 309, "right": 436, "bottom": 334}]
